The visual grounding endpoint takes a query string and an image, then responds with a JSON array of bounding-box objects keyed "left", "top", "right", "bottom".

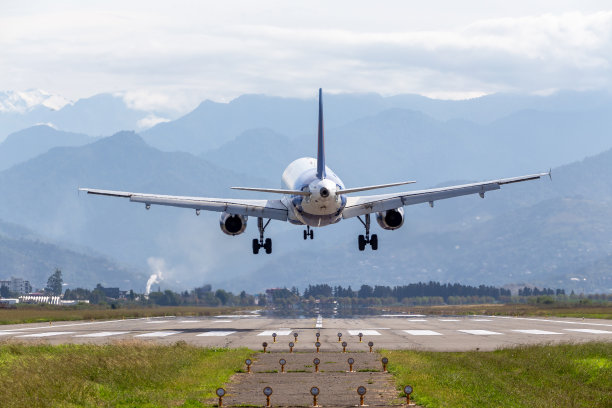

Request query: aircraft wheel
[
  {"left": 252, "top": 239, "right": 260, "bottom": 254},
  {"left": 264, "top": 238, "right": 272, "bottom": 254},
  {"left": 371, "top": 234, "right": 378, "bottom": 250},
  {"left": 310, "top": 230, "right": 314, "bottom": 239},
  {"left": 304, "top": 230, "right": 307, "bottom": 240},
  {"left": 358, "top": 235, "right": 366, "bottom": 251}
]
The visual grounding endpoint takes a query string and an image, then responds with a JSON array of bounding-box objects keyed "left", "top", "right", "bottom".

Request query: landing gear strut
[
  {"left": 303, "top": 226, "right": 314, "bottom": 240},
  {"left": 357, "top": 214, "right": 378, "bottom": 251},
  {"left": 252, "top": 217, "right": 272, "bottom": 254}
]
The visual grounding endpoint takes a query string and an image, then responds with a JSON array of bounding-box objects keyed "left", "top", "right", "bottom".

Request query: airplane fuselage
[{"left": 281, "top": 157, "right": 347, "bottom": 227}]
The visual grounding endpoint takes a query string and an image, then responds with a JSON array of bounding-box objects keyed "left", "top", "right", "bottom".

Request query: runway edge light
[{"left": 404, "top": 385, "right": 415, "bottom": 406}]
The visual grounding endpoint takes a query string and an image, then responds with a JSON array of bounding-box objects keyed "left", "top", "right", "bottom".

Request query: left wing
[
  {"left": 79, "top": 188, "right": 289, "bottom": 221},
  {"left": 342, "top": 172, "right": 549, "bottom": 219}
]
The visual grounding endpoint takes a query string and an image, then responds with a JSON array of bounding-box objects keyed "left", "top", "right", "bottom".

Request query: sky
[{"left": 1, "top": 1, "right": 612, "bottom": 114}]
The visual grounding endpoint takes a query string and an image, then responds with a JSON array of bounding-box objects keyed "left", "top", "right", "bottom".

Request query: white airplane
[{"left": 80, "top": 89, "right": 550, "bottom": 254}]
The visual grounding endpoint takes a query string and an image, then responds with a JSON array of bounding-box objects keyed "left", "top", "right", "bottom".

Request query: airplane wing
[
  {"left": 342, "top": 172, "right": 550, "bottom": 219},
  {"left": 79, "top": 188, "right": 289, "bottom": 221}
]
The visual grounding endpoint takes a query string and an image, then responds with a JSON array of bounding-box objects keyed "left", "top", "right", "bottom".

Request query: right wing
[
  {"left": 342, "top": 172, "right": 549, "bottom": 219},
  {"left": 79, "top": 188, "right": 289, "bottom": 221}
]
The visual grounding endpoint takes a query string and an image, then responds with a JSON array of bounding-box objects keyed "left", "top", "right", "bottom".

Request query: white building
[{"left": 0, "top": 277, "right": 33, "bottom": 295}]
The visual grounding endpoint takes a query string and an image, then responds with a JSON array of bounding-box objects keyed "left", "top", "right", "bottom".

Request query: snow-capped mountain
[{"left": 0, "top": 89, "right": 71, "bottom": 113}]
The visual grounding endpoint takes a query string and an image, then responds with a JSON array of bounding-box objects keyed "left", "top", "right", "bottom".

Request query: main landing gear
[
  {"left": 303, "top": 225, "right": 314, "bottom": 240},
  {"left": 357, "top": 214, "right": 378, "bottom": 251},
  {"left": 252, "top": 217, "right": 272, "bottom": 254}
]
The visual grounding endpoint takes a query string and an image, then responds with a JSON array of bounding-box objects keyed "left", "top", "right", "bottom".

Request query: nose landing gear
[
  {"left": 357, "top": 214, "right": 378, "bottom": 251},
  {"left": 252, "top": 218, "right": 272, "bottom": 254},
  {"left": 303, "top": 226, "right": 314, "bottom": 240}
]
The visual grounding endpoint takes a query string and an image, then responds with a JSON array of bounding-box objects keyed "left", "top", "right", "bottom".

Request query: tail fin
[{"left": 316, "top": 88, "right": 326, "bottom": 179}]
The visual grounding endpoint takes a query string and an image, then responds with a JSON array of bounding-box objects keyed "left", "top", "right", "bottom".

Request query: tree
[
  {"left": 46, "top": 269, "right": 63, "bottom": 296},
  {"left": 1, "top": 285, "right": 11, "bottom": 298}
]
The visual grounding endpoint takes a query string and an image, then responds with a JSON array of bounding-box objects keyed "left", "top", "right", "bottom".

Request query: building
[{"left": 0, "top": 277, "right": 32, "bottom": 296}]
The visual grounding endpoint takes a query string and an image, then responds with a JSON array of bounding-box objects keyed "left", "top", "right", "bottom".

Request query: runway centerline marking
[
  {"left": 74, "top": 331, "right": 131, "bottom": 338},
  {"left": 0, "top": 331, "right": 23, "bottom": 336},
  {"left": 196, "top": 331, "right": 236, "bottom": 337},
  {"left": 512, "top": 330, "right": 564, "bottom": 335},
  {"left": 348, "top": 330, "right": 381, "bottom": 336},
  {"left": 258, "top": 330, "right": 292, "bottom": 336},
  {"left": 458, "top": 330, "right": 502, "bottom": 335},
  {"left": 16, "top": 332, "right": 76, "bottom": 338},
  {"left": 134, "top": 331, "right": 182, "bottom": 337},
  {"left": 564, "top": 329, "right": 612, "bottom": 334},
  {"left": 403, "top": 330, "right": 442, "bottom": 336}
]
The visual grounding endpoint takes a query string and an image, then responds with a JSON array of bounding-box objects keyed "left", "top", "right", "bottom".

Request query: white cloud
[{"left": 1, "top": 3, "right": 612, "bottom": 114}]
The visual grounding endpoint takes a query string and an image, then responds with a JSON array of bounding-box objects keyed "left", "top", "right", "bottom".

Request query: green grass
[
  {"left": 0, "top": 341, "right": 251, "bottom": 408},
  {"left": 0, "top": 305, "right": 257, "bottom": 325},
  {"left": 385, "top": 342, "right": 612, "bottom": 408}
]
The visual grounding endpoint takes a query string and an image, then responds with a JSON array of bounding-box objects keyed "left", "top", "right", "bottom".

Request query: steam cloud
[{"left": 145, "top": 257, "right": 167, "bottom": 295}]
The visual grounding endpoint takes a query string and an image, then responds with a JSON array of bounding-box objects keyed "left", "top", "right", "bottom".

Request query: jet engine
[
  {"left": 376, "top": 207, "right": 404, "bottom": 230},
  {"left": 219, "top": 212, "right": 248, "bottom": 236}
]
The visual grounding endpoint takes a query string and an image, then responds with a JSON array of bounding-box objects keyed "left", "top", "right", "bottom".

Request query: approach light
[
  {"left": 279, "top": 358, "right": 286, "bottom": 373},
  {"left": 357, "top": 386, "right": 367, "bottom": 406},
  {"left": 263, "top": 386, "right": 273, "bottom": 407},
  {"left": 216, "top": 388, "right": 226, "bottom": 407},
  {"left": 311, "top": 386, "right": 320, "bottom": 406},
  {"left": 245, "top": 359, "right": 252, "bottom": 373},
  {"left": 347, "top": 357, "right": 355, "bottom": 372},
  {"left": 315, "top": 341, "right": 321, "bottom": 352},
  {"left": 368, "top": 341, "right": 374, "bottom": 352},
  {"left": 313, "top": 357, "right": 320, "bottom": 372},
  {"left": 404, "top": 385, "right": 414, "bottom": 405},
  {"left": 289, "top": 342, "right": 294, "bottom": 353},
  {"left": 381, "top": 357, "right": 389, "bottom": 372},
  {"left": 342, "top": 341, "right": 347, "bottom": 352},
  {"left": 262, "top": 342, "right": 268, "bottom": 352}
]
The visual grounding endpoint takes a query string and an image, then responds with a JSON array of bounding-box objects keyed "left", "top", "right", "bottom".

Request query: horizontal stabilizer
[
  {"left": 337, "top": 181, "right": 416, "bottom": 195},
  {"left": 231, "top": 187, "right": 311, "bottom": 196}
]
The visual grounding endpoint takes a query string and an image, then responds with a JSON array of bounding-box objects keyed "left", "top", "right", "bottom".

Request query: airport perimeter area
[{"left": 1, "top": 313, "right": 611, "bottom": 350}]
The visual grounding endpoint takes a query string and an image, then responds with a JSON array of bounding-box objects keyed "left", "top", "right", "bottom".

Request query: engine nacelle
[
  {"left": 376, "top": 207, "right": 404, "bottom": 230},
  {"left": 219, "top": 212, "right": 248, "bottom": 236}
]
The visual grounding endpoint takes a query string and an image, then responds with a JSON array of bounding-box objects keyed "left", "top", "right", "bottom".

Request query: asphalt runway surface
[{"left": 1, "top": 313, "right": 611, "bottom": 351}]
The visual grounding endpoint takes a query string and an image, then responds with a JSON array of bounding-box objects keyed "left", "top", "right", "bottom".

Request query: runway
[{"left": 1, "top": 313, "right": 611, "bottom": 351}]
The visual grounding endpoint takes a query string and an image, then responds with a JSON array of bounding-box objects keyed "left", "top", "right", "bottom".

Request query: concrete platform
[{"left": 1, "top": 314, "right": 611, "bottom": 351}]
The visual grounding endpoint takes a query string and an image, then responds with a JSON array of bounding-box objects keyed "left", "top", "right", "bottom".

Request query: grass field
[
  {"left": 0, "top": 305, "right": 257, "bottom": 325},
  {"left": 379, "top": 303, "right": 612, "bottom": 319},
  {"left": 385, "top": 342, "right": 612, "bottom": 408},
  {"left": 0, "top": 341, "right": 251, "bottom": 408}
]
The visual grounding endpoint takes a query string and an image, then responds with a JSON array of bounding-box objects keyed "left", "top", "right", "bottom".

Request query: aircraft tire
[
  {"left": 358, "top": 235, "right": 366, "bottom": 251},
  {"left": 371, "top": 234, "right": 378, "bottom": 250},
  {"left": 310, "top": 230, "right": 314, "bottom": 239},
  {"left": 304, "top": 230, "right": 307, "bottom": 240},
  {"left": 264, "top": 238, "right": 272, "bottom": 254},
  {"left": 252, "top": 239, "right": 260, "bottom": 254}
]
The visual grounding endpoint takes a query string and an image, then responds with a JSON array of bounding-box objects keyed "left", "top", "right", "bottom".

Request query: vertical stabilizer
[{"left": 316, "top": 88, "right": 326, "bottom": 179}]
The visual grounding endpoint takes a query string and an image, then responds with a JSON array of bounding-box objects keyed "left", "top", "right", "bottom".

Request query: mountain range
[{"left": 0, "top": 89, "right": 611, "bottom": 293}]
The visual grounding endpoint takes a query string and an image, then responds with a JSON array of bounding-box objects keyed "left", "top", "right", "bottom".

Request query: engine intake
[
  {"left": 219, "top": 212, "right": 248, "bottom": 236},
  {"left": 376, "top": 208, "right": 404, "bottom": 230}
]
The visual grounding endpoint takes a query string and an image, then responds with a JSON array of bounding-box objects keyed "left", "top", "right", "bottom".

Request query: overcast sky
[{"left": 1, "top": 1, "right": 612, "bottom": 113}]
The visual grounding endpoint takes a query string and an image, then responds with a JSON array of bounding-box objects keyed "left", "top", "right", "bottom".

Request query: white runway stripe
[
  {"left": 146, "top": 321, "right": 167, "bottom": 324},
  {"left": 348, "top": 330, "right": 381, "bottom": 336},
  {"left": 512, "top": 330, "right": 564, "bottom": 335},
  {"left": 134, "top": 331, "right": 182, "bottom": 337},
  {"left": 258, "top": 330, "right": 292, "bottom": 336},
  {"left": 17, "top": 332, "right": 76, "bottom": 338},
  {"left": 439, "top": 319, "right": 460, "bottom": 322},
  {"left": 404, "top": 319, "right": 427, "bottom": 322},
  {"left": 459, "top": 330, "right": 502, "bottom": 335},
  {"left": 212, "top": 320, "right": 232, "bottom": 323},
  {"left": 0, "top": 331, "right": 23, "bottom": 336},
  {"left": 196, "top": 331, "right": 236, "bottom": 337},
  {"left": 564, "top": 329, "right": 612, "bottom": 334},
  {"left": 74, "top": 331, "right": 130, "bottom": 338},
  {"left": 403, "top": 330, "right": 442, "bottom": 336},
  {"left": 471, "top": 319, "right": 492, "bottom": 322}
]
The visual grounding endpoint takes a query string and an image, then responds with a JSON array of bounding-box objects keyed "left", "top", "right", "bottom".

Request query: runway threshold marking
[
  {"left": 512, "top": 330, "right": 564, "bottom": 335},
  {"left": 439, "top": 319, "right": 460, "bottom": 322},
  {"left": 348, "top": 330, "right": 381, "bottom": 336},
  {"left": 134, "top": 331, "right": 182, "bottom": 337},
  {"left": 74, "top": 331, "right": 131, "bottom": 338},
  {"left": 213, "top": 320, "right": 233, "bottom": 323},
  {"left": 258, "top": 330, "right": 292, "bottom": 336},
  {"left": 404, "top": 319, "right": 427, "bottom": 322},
  {"left": 403, "top": 330, "right": 442, "bottom": 336},
  {"left": 458, "top": 330, "right": 502, "bottom": 335},
  {"left": 16, "top": 332, "right": 76, "bottom": 338},
  {"left": 564, "top": 329, "right": 612, "bottom": 334},
  {"left": 196, "top": 331, "right": 236, "bottom": 337}
]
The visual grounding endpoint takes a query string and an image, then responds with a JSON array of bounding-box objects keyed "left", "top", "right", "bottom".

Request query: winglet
[
  {"left": 316, "top": 88, "right": 326, "bottom": 179},
  {"left": 548, "top": 168, "right": 552, "bottom": 180}
]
